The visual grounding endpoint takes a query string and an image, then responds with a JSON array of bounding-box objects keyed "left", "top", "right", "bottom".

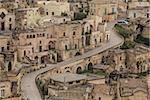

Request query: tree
[{"left": 74, "top": 12, "right": 87, "bottom": 20}]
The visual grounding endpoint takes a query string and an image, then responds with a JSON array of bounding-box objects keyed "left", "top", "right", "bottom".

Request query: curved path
[{"left": 21, "top": 23, "right": 124, "bottom": 100}]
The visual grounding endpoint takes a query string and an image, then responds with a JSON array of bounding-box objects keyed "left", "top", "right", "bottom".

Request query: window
[
  {"left": 30, "top": 35, "right": 32, "bottom": 38},
  {"left": 1, "top": 47, "right": 4, "bottom": 52},
  {"left": 46, "top": 12, "right": 48, "bottom": 15},
  {"left": 99, "top": 97, "right": 101, "bottom": 100},
  {"left": 147, "top": 13, "right": 149, "bottom": 18},
  {"left": 9, "top": 24, "right": 12, "bottom": 30},
  {"left": 63, "top": 32, "right": 66, "bottom": 36},
  {"left": 73, "top": 31, "right": 76, "bottom": 35},
  {"left": 33, "top": 35, "right": 35, "bottom": 38},
  {"left": 32, "top": 47, "right": 34, "bottom": 53},
  {"left": 24, "top": 50, "right": 26, "bottom": 56},
  {"left": 1, "top": 89, "right": 5, "bottom": 97},
  {"left": 75, "top": 44, "right": 77, "bottom": 49},
  {"left": 134, "top": 13, "right": 136, "bottom": 18},
  {"left": 39, "top": 46, "right": 42, "bottom": 52},
  {"left": 120, "top": 57, "right": 122, "bottom": 61},
  {"left": 65, "top": 45, "right": 67, "bottom": 50},
  {"left": 112, "top": 8, "right": 115, "bottom": 13},
  {"left": 43, "top": 33, "right": 45, "bottom": 37},
  {"left": 63, "top": 19, "right": 65, "bottom": 22},
  {"left": 7, "top": 46, "right": 9, "bottom": 50},
  {"left": 9, "top": 18, "right": 11, "bottom": 22},
  {"left": 104, "top": 8, "right": 107, "bottom": 15},
  {"left": 40, "top": 41, "right": 42, "bottom": 44},
  {"left": 76, "top": 80, "right": 80, "bottom": 83},
  {"left": 52, "top": 12, "right": 54, "bottom": 16},
  {"left": 69, "top": 81, "right": 73, "bottom": 84},
  {"left": 1, "top": 22, "right": 5, "bottom": 31},
  {"left": 27, "top": 35, "right": 29, "bottom": 38}
]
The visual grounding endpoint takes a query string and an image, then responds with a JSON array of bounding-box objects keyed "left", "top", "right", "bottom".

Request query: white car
[{"left": 117, "top": 20, "right": 129, "bottom": 25}]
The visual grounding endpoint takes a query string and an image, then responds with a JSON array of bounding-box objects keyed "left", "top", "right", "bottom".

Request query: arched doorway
[
  {"left": 75, "top": 52, "right": 81, "bottom": 56},
  {"left": 8, "top": 62, "right": 12, "bottom": 71},
  {"left": 41, "top": 56, "right": 45, "bottom": 64},
  {"left": 76, "top": 67, "right": 82, "bottom": 74},
  {"left": 87, "top": 62, "right": 93, "bottom": 71},
  {"left": 48, "top": 41, "right": 55, "bottom": 50},
  {"left": 66, "top": 70, "right": 70, "bottom": 73}
]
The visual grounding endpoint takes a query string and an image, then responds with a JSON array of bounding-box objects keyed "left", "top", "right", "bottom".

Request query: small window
[
  {"left": 27, "top": 35, "right": 29, "bottom": 38},
  {"left": 46, "top": 12, "right": 48, "bottom": 15},
  {"left": 52, "top": 12, "right": 54, "bottom": 15},
  {"left": 24, "top": 50, "right": 26, "bottom": 56},
  {"left": 9, "top": 18, "right": 11, "bottom": 22},
  {"left": 63, "top": 19, "right": 65, "bottom": 22},
  {"left": 63, "top": 32, "right": 66, "bottom": 36},
  {"left": 1, "top": 89, "right": 5, "bottom": 97},
  {"left": 73, "top": 31, "right": 76, "bottom": 35},
  {"left": 40, "top": 41, "right": 42, "bottom": 44},
  {"left": 69, "top": 81, "right": 73, "bottom": 84},
  {"left": 33, "top": 35, "right": 35, "bottom": 38},
  {"left": 65, "top": 45, "right": 67, "bottom": 50},
  {"left": 43, "top": 33, "right": 45, "bottom": 37},
  {"left": 30, "top": 35, "right": 32, "bottom": 38},
  {"left": 1, "top": 47, "right": 4, "bottom": 52},
  {"left": 76, "top": 80, "right": 80, "bottom": 83},
  {"left": 9, "top": 24, "right": 12, "bottom": 30},
  {"left": 32, "top": 47, "right": 34, "bottom": 53}
]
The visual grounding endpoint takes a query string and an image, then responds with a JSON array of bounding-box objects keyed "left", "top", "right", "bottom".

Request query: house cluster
[{"left": 0, "top": 0, "right": 149, "bottom": 100}]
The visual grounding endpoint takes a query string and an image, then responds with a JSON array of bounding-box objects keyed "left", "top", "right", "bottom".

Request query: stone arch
[
  {"left": 65, "top": 70, "right": 71, "bottom": 73},
  {"left": 76, "top": 66, "right": 82, "bottom": 74},
  {"left": 8, "top": 62, "right": 12, "bottom": 71},
  {"left": 64, "top": 66, "right": 72, "bottom": 73},
  {"left": 87, "top": 62, "right": 93, "bottom": 70},
  {"left": 75, "top": 52, "right": 81, "bottom": 56},
  {"left": 48, "top": 41, "right": 55, "bottom": 50},
  {"left": 41, "top": 56, "right": 46, "bottom": 64}
]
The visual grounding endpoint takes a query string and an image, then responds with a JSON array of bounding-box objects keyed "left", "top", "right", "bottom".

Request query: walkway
[{"left": 21, "top": 23, "right": 124, "bottom": 100}]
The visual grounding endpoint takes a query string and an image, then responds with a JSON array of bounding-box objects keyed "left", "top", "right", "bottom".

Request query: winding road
[{"left": 21, "top": 22, "right": 124, "bottom": 100}]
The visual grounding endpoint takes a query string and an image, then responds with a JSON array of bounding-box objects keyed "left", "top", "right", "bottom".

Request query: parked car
[{"left": 117, "top": 20, "right": 129, "bottom": 25}]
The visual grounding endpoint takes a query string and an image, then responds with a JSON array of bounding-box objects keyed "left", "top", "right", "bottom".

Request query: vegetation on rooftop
[{"left": 81, "top": 69, "right": 107, "bottom": 76}]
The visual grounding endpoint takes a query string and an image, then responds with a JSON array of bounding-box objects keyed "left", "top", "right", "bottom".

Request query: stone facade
[
  {"left": 89, "top": 0, "right": 118, "bottom": 22},
  {"left": 119, "top": 78, "right": 149, "bottom": 100},
  {"left": 0, "top": 8, "right": 15, "bottom": 32}
]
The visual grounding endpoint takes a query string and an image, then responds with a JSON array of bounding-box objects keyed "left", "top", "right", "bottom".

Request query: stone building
[
  {"left": 37, "top": 0, "right": 70, "bottom": 17},
  {"left": 128, "top": 6, "right": 150, "bottom": 19},
  {"left": 16, "top": 8, "right": 41, "bottom": 29},
  {"left": 0, "top": 8, "right": 15, "bottom": 32},
  {"left": 47, "top": 73, "right": 92, "bottom": 100},
  {"left": 100, "top": 45, "right": 150, "bottom": 74},
  {"left": 0, "top": 64, "right": 21, "bottom": 100},
  {"left": 126, "top": 45, "right": 150, "bottom": 73},
  {"left": 89, "top": 0, "right": 118, "bottom": 22},
  {"left": 119, "top": 78, "right": 149, "bottom": 100}
]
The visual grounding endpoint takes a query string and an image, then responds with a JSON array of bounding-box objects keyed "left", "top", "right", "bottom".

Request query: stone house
[
  {"left": 89, "top": 0, "right": 118, "bottom": 22},
  {"left": 119, "top": 78, "right": 149, "bottom": 100}
]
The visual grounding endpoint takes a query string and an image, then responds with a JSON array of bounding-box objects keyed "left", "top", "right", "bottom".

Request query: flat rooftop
[{"left": 50, "top": 73, "right": 87, "bottom": 83}]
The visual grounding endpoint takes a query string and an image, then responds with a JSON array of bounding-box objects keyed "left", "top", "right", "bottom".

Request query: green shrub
[
  {"left": 135, "top": 34, "right": 150, "bottom": 46},
  {"left": 121, "top": 40, "right": 135, "bottom": 49},
  {"left": 74, "top": 12, "right": 87, "bottom": 20}
]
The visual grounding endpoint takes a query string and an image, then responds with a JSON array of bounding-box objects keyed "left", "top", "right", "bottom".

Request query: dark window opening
[{"left": 1, "top": 22, "right": 5, "bottom": 31}]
